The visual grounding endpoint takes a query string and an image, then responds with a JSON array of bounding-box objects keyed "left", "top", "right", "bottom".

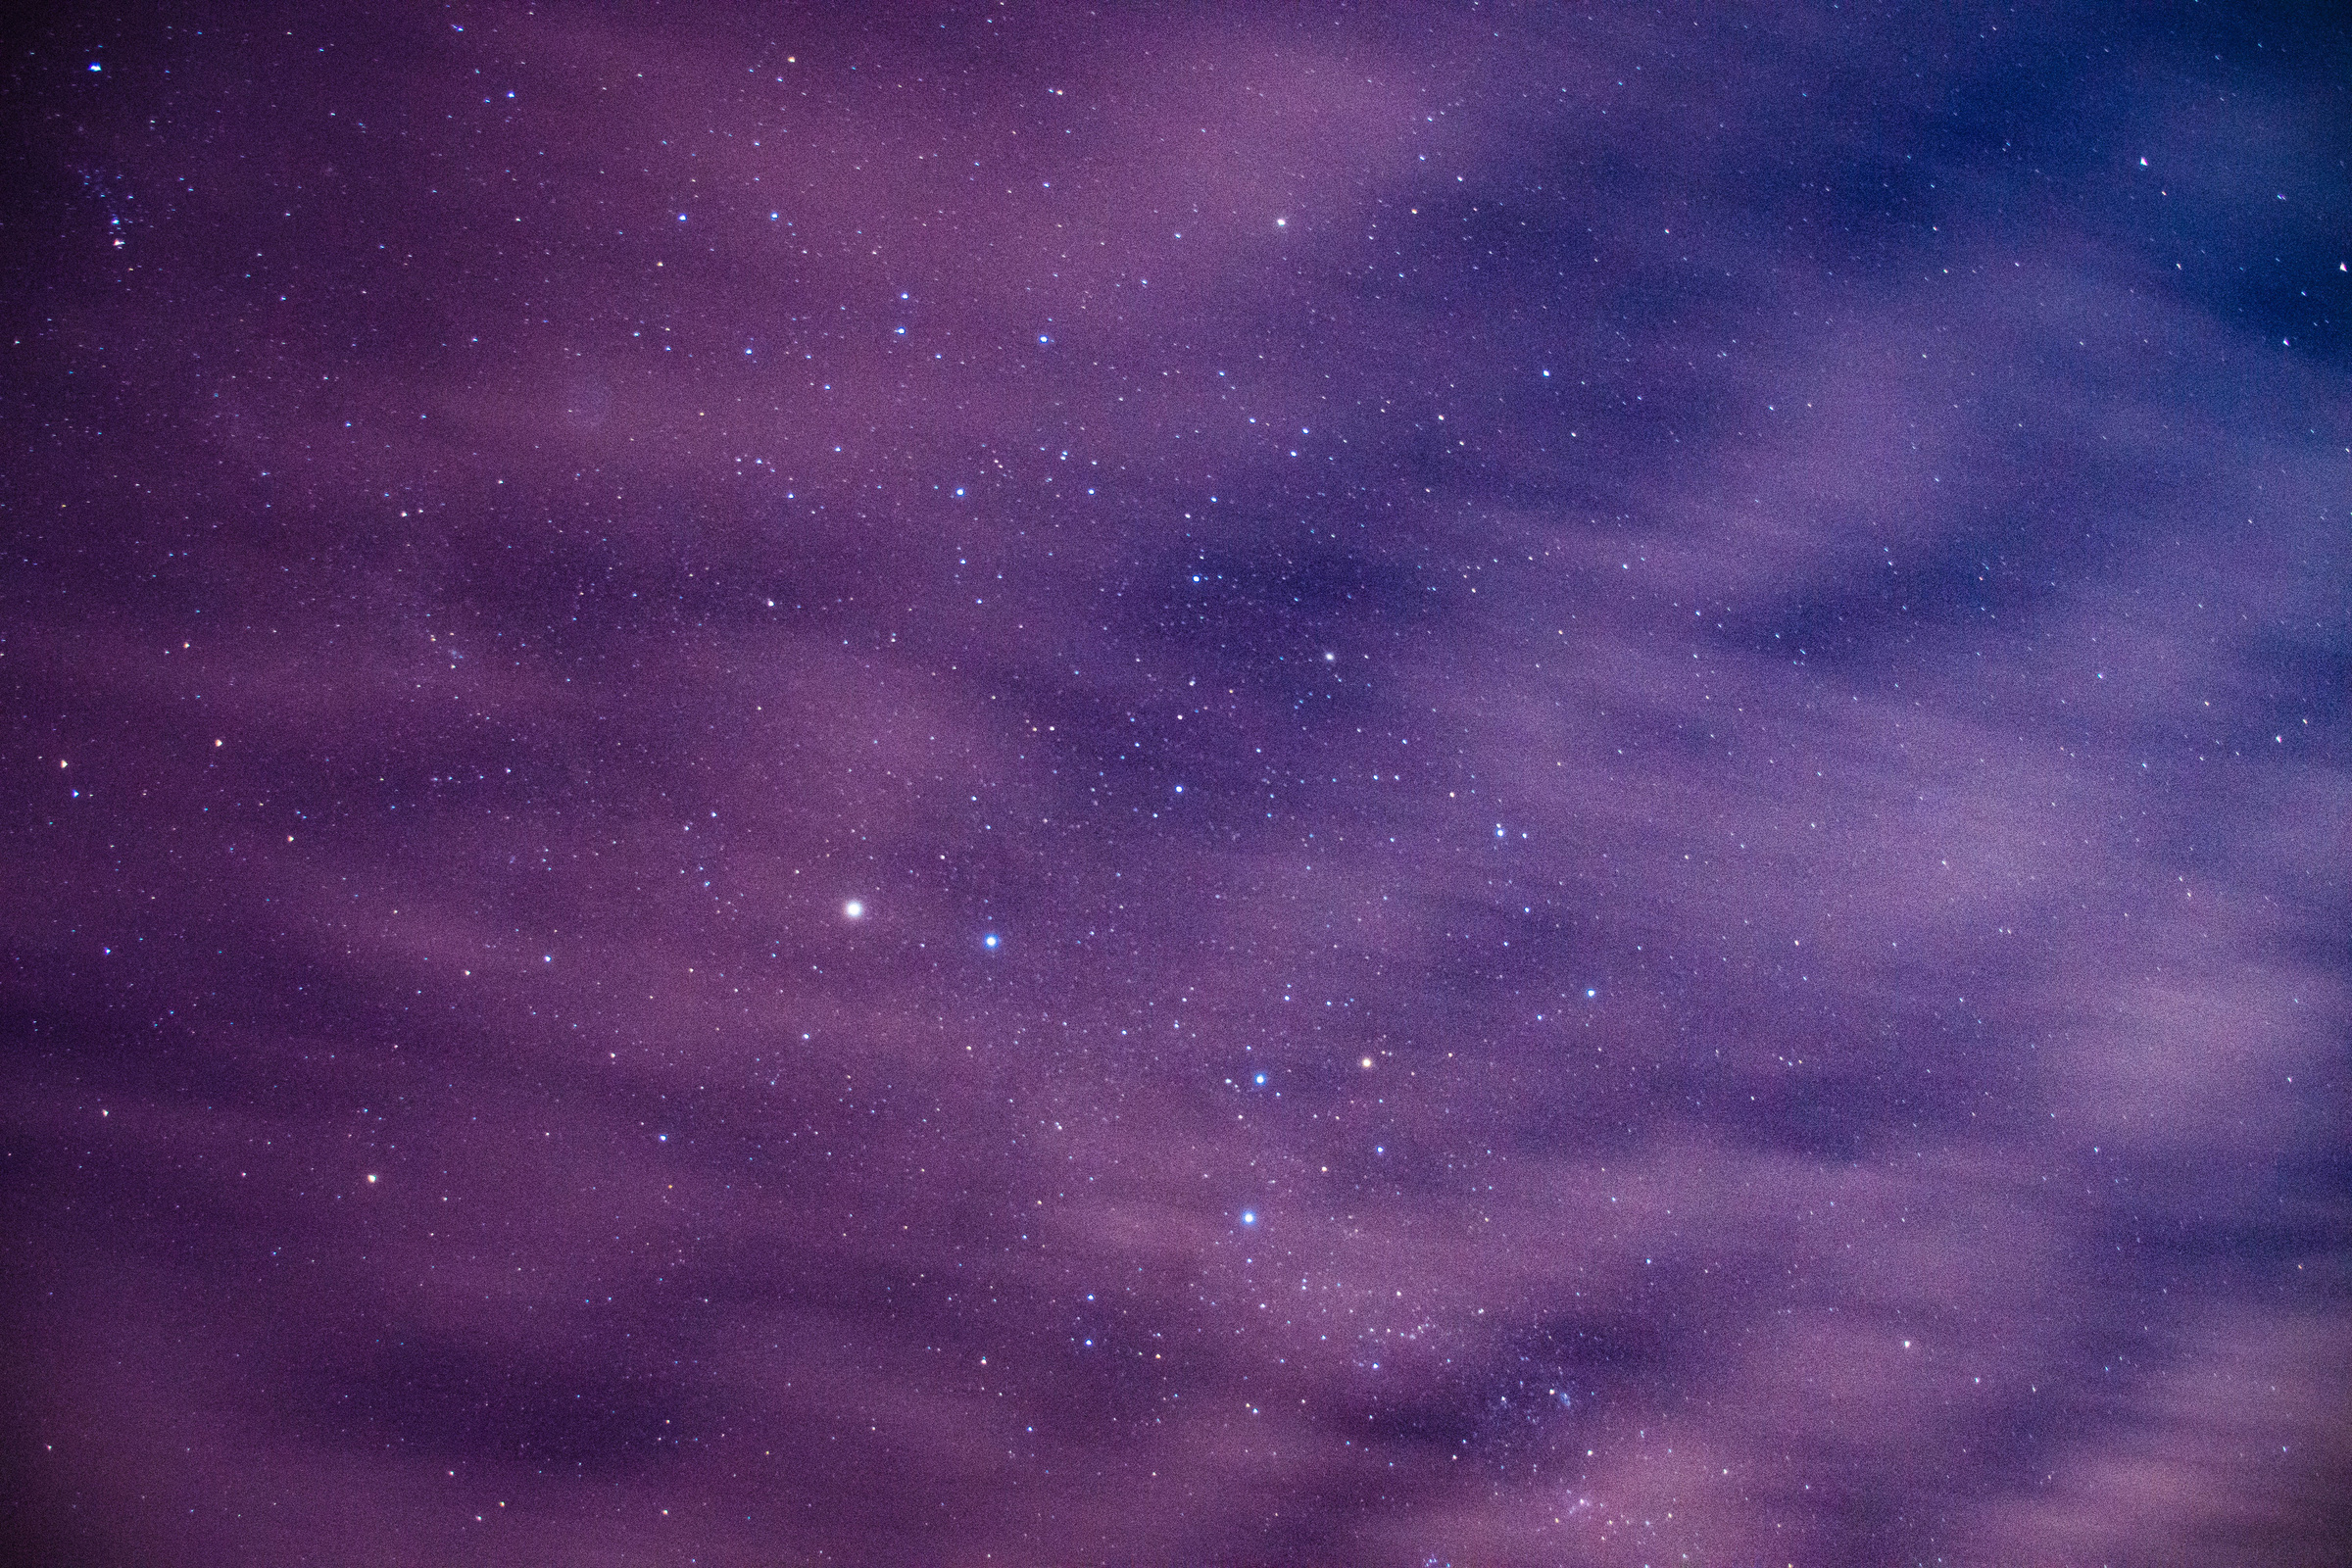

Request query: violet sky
[{"left": 5, "top": 4, "right": 2348, "bottom": 1565}]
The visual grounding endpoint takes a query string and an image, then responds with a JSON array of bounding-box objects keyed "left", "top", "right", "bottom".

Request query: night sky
[{"left": 6, "top": 4, "right": 2349, "bottom": 1565}]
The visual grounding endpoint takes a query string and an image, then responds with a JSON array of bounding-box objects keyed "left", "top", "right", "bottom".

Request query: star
[{"left": 15, "top": 10, "right": 2339, "bottom": 1564}]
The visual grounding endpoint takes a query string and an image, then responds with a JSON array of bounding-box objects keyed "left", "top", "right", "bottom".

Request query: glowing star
[
  {"left": 983, "top": 932, "right": 1000, "bottom": 950},
  {"left": 843, "top": 900, "right": 865, "bottom": 920},
  {"left": 1240, "top": 1210, "right": 1257, "bottom": 1226}
]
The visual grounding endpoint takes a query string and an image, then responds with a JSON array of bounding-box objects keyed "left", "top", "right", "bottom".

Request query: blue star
[{"left": 983, "top": 932, "right": 1000, "bottom": 950}]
